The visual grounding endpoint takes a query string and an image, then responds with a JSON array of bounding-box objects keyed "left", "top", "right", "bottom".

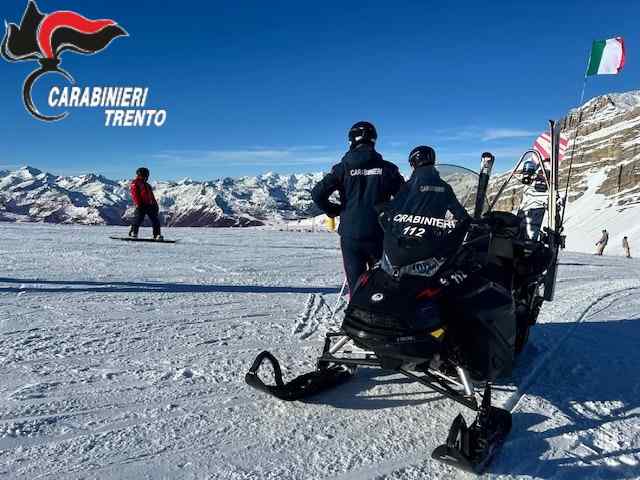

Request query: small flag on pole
[
  {"left": 533, "top": 132, "right": 568, "bottom": 163},
  {"left": 586, "top": 37, "right": 626, "bottom": 75}
]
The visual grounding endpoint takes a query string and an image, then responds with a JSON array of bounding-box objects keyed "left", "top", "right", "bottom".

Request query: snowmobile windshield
[
  {"left": 437, "top": 165, "right": 481, "bottom": 216},
  {"left": 379, "top": 164, "right": 479, "bottom": 273}
]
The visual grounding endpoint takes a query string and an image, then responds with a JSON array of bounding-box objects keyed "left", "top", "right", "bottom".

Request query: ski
[
  {"left": 543, "top": 120, "right": 563, "bottom": 301},
  {"left": 431, "top": 383, "right": 512, "bottom": 474},
  {"left": 474, "top": 152, "right": 495, "bottom": 219},
  {"left": 245, "top": 350, "right": 353, "bottom": 401},
  {"left": 109, "top": 236, "right": 177, "bottom": 243}
]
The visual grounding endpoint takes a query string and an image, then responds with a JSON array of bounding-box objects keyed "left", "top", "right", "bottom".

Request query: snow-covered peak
[
  {"left": 568, "top": 90, "right": 640, "bottom": 120},
  {"left": 17, "top": 165, "right": 43, "bottom": 177},
  {"left": 0, "top": 166, "right": 324, "bottom": 226}
]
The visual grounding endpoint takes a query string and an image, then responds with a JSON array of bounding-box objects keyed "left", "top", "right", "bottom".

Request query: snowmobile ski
[
  {"left": 245, "top": 350, "right": 353, "bottom": 401},
  {"left": 109, "top": 236, "right": 177, "bottom": 243},
  {"left": 431, "top": 383, "right": 512, "bottom": 474}
]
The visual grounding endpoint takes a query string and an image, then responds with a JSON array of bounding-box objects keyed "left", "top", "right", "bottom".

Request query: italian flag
[{"left": 587, "top": 37, "right": 626, "bottom": 75}]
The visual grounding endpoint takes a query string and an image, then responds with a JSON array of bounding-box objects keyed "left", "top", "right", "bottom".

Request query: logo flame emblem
[{"left": 1, "top": 1, "right": 127, "bottom": 121}]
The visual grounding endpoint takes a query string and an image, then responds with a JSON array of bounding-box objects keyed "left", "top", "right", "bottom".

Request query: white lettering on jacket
[
  {"left": 392, "top": 214, "right": 457, "bottom": 229},
  {"left": 350, "top": 168, "right": 383, "bottom": 176}
]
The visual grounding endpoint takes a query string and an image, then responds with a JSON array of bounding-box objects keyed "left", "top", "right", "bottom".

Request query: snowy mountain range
[
  {"left": 2, "top": 90, "right": 640, "bottom": 250},
  {"left": 0, "top": 167, "right": 323, "bottom": 227}
]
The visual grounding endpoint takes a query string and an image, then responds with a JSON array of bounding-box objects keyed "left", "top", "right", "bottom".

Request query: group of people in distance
[{"left": 594, "top": 229, "right": 631, "bottom": 258}]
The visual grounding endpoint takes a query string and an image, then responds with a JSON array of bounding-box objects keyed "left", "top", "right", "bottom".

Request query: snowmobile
[{"left": 245, "top": 122, "right": 566, "bottom": 474}]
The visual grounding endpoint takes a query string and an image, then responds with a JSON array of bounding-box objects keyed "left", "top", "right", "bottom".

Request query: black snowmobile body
[
  {"left": 342, "top": 213, "right": 525, "bottom": 382},
  {"left": 245, "top": 127, "right": 565, "bottom": 475}
]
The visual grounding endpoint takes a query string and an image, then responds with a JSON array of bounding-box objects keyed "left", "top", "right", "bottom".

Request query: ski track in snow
[{"left": 0, "top": 224, "right": 639, "bottom": 479}]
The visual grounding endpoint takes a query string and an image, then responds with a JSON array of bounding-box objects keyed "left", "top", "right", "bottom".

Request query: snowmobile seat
[
  {"left": 484, "top": 211, "right": 522, "bottom": 262},
  {"left": 486, "top": 210, "right": 522, "bottom": 231}
]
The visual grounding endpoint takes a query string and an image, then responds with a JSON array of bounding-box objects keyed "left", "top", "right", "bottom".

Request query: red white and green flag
[{"left": 586, "top": 37, "right": 626, "bottom": 75}]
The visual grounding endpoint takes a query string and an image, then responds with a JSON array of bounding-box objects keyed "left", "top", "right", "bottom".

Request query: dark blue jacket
[
  {"left": 380, "top": 165, "right": 471, "bottom": 265},
  {"left": 311, "top": 144, "right": 404, "bottom": 241}
]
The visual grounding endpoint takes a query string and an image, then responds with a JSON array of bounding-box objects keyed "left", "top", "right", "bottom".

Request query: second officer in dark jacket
[
  {"left": 379, "top": 146, "right": 471, "bottom": 266},
  {"left": 312, "top": 121, "right": 404, "bottom": 293}
]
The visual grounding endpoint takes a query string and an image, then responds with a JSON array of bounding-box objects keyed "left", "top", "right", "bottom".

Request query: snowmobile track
[{"left": 292, "top": 293, "right": 335, "bottom": 340}]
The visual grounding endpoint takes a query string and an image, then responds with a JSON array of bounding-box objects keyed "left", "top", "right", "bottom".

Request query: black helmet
[
  {"left": 348, "top": 121, "right": 377, "bottom": 145},
  {"left": 522, "top": 160, "right": 537, "bottom": 176},
  {"left": 408, "top": 146, "right": 436, "bottom": 168},
  {"left": 136, "top": 167, "right": 150, "bottom": 178}
]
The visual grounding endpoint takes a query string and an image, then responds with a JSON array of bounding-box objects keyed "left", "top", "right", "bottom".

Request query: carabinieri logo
[
  {"left": 1, "top": 1, "right": 127, "bottom": 121},
  {"left": 2, "top": 1, "right": 166, "bottom": 127}
]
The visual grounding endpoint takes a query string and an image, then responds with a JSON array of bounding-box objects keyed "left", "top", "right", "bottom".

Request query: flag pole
[
  {"left": 561, "top": 46, "right": 592, "bottom": 225},
  {"left": 579, "top": 45, "right": 592, "bottom": 105},
  {"left": 579, "top": 74, "right": 588, "bottom": 105}
]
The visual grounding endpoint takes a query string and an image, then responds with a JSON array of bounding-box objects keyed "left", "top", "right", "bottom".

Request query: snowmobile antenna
[{"left": 559, "top": 110, "right": 585, "bottom": 228}]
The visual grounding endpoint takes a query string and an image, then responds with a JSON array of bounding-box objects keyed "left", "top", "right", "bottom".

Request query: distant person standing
[
  {"left": 623, "top": 236, "right": 631, "bottom": 258},
  {"left": 595, "top": 229, "right": 608, "bottom": 255},
  {"left": 129, "top": 167, "right": 163, "bottom": 241},
  {"left": 312, "top": 121, "right": 404, "bottom": 293}
]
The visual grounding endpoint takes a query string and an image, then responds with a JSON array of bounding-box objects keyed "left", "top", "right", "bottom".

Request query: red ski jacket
[{"left": 130, "top": 177, "right": 157, "bottom": 207}]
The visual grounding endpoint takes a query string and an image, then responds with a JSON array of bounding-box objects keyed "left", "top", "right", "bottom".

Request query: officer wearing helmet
[
  {"left": 129, "top": 167, "right": 163, "bottom": 240},
  {"left": 312, "top": 121, "right": 404, "bottom": 293},
  {"left": 378, "top": 146, "right": 470, "bottom": 266}
]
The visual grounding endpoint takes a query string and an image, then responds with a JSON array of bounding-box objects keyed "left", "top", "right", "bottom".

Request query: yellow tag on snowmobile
[
  {"left": 325, "top": 216, "right": 338, "bottom": 232},
  {"left": 430, "top": 328, "right": 445, "bottom": 339}
]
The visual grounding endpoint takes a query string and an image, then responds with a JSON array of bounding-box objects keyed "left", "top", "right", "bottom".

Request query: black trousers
[
  {"left": 130, "top": 205, "right": 161, "bottom": 237},
  {"left": 340, "top": 237, "right": 383, "bottom": 294}
]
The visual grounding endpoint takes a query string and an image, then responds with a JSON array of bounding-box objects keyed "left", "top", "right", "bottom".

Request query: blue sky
[{"left": 1, "top": 0, "right": 639, "bottom": 180}]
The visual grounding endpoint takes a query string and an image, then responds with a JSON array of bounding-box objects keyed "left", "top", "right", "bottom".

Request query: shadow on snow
[
  {"left": 0, "top": 277, "right": 341, "bottom": 295},
  {"left": 490, "top": 317, "right": 640, "bottom": 479},
  {"left": 276, "top": 318, "right": 640, "bottom": 478}
]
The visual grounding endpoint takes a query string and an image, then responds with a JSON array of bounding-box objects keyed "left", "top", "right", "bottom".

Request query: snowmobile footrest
[{"left": 245, "top": 350, "right": 353, "bottom": 401}]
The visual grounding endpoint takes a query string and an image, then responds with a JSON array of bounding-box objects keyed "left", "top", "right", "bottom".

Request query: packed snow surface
[{"left": 1, "top": 224, "right": 639, "bottom": 479}]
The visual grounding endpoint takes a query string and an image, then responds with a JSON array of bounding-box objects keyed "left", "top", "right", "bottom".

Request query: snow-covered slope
[
  {"left": 0, "top": 167, "right": 323, "bottom": 227},
  {"left": 560, "top": 91, "right": 640, "bottom": 254},
  {"left": 487, "top": 91, "right": 640, "bottom": 254},
  {"left": 1, "top": 224, "right": 639, "bottom": 479}
]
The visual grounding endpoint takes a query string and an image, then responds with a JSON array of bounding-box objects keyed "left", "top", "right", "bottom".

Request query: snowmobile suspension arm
[
  {"left": 398, "top": 368, "right": 479, "bottom": 411},
  {"left": 317, "top": 347, "right": 479, "bottom": 411}
]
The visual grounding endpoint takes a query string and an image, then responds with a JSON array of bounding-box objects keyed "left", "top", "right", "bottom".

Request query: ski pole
[{"left": 327, "top": 278, "right": 347, "bottom": 325}]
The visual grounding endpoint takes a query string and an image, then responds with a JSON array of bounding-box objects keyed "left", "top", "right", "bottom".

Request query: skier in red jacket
[{"left": 129, "top": 167, "right": 163, "bottom": 240}]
